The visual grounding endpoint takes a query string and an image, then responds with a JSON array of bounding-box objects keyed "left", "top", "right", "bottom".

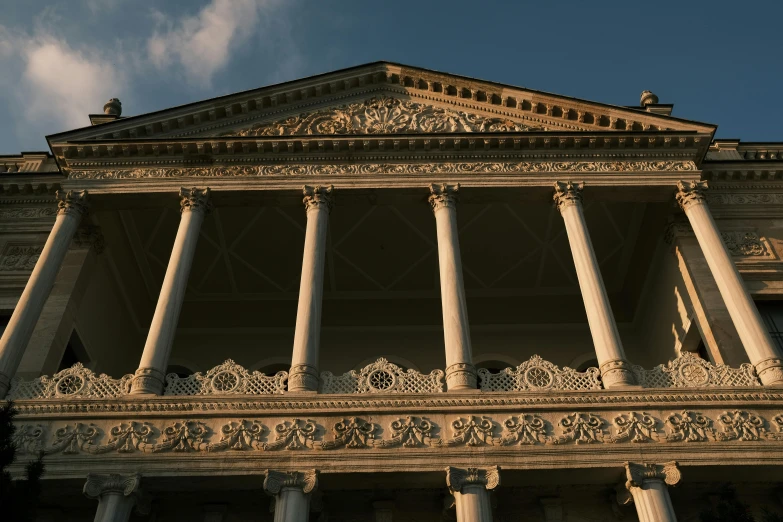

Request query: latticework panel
[
  {"left": 320, "top": 357, "right": 445, "bottom": 394},
  {"left": 478, "top": 355, "right": 602, "bottom": 392},
  {"left": 163, "top": 359, "right": 287, "bottom": 395},
  {"left": 634, "top": 352, "right": 761, "bottom": 388},
  {"left": 7, "top": 363, "right": 133, "bottom": 400}
]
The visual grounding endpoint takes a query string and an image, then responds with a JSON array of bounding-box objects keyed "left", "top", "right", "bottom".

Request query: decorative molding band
[
  {"left": 0, "top": 207, "right": 57, "bottom": 220},
  {"left": 13, "top": 410, "right": 783, "bottom": 457},
  {"left": 67, "top": 160, "right": 697, "bottom": 180},
  {"left": 709, "top": 193, "right": 783, "bottom": 205}
]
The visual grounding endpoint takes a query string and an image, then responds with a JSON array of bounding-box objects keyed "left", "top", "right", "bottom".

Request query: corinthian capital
[
  {"left": 303, "top": 185, "right": 334, "bottom": 213},
  {"left": 676, "top": 180, "right": 708, "bottom": 210},
  {"left": 428, "top": 183, "right": 460, "bottom": 212},
  {"left": 625, "top": 461, "right": 681, "bottom": 489},
  {"left": 445, "top": 466, "right": 500, "bottom": 493},
  {"left": 553, "top": 181, "right": 583, "bottom": 212},
  {"left": 264, "top": 469, "right": 319, "bottom": 495},
  {"left": 179, "top": 187, "right": 213, "bottom": 214},
  {"left": 83, "top": 472, "right": 142, "bottom": 499},
  {"left": 56, "top": 189, "right": 89, "bottom": 216}
]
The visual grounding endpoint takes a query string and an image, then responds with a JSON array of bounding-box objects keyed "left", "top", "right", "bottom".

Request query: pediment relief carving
[{"left": 222, "top": 95, "right": 544, "bottom": 137}]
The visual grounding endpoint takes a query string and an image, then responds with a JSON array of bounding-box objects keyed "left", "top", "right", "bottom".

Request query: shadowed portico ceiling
[{"left": 119, "top": 199, "right": 643, "bottom": 302}]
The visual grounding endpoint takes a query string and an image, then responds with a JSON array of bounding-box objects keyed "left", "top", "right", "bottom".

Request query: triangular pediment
[{"left": 48, "top": 62, "right": 716, "bottom": 146}]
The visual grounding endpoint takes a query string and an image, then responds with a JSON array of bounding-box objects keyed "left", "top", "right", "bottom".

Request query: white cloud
[
  {"left": 147, "top": 0, "right": 278, "bottom": 87},
  {"left": 21, "top": 40, "right": 124, "bottom": 131}
]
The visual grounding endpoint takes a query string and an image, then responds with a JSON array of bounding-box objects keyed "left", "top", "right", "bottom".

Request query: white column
[
  {"left": 84, "top": 473, "right": 148, "bottom": 522},
  {"left": 677, "top": 180, "right": 783, "bottom": 385},
  {"left": 446, "top": 466, "right": 499, "bottom": 522},
  {"left": 130, "top": 187, "right": 211, "bottom": 395},
  {"left": 616, "top": 462, "right": 680, "bottom": 522},
  {"left": 429, "top": 184, "right": 476, "bottom": 390},
  {"left": 289, "top": 185, "right": 333, "bottom": 393},
  {"left": 0, "top": 190, "right": 88, "bottom": 398},
  {"left": 553, "top": 181, "right": 636, "bottom": 388},
  {"left": 264, "top": 470, "right": 318, "bottom": 522}
]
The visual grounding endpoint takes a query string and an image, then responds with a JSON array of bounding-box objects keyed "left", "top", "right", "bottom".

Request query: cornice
[{"left": 49, "top": 63, "right": 711, "bottom": 145}]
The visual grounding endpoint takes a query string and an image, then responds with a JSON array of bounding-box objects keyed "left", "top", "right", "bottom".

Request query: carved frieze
[
  {"left": 223, "top": 95, "right": 541, "bottom": 137},
  {"left": 0, "top": 245, "right": 43, "bottom": 271},
  {"left": 720, "top": 231, "right": 768, "bottom": 256},
  {"left": 67, "top": 160, "right": 697, "bottom": 179},
  {"left": 0, "top": 207, "right": 56, "bottom": 220}
]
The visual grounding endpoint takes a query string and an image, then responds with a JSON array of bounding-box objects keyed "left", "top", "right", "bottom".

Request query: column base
[
  {"left": 288, "top": 364, "right": 319, "bottom": 393},
  {"left": 129, "top": 367, "right": 165, "bottom": 395},
  {"left": 599, "top": 359, "right": 638, "bottom": 388},
  {"left": 756, "top": 357, "right": 783, "bottom": 386},
  {"left": 446, "top": 363, "right": 477, "bottom": 391}
]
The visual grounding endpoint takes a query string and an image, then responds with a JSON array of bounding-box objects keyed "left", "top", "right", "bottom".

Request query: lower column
[
  {"left": 616, "top": 461, "right": 680, "bottom": 522},
  {"left": 264, "top": 469, "right": 319, "bottom": 522},
  {"left": 83, "top": 473, "right": 148, "bottom": 522},
  {"left": 446, "top": 466, "right": 500, "bottom": 522}
]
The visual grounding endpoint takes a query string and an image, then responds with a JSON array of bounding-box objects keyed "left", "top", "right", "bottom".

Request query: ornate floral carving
[
  {"left": 303, "top": 185, "right": 334, "bottom": 213},
  {"left": 715, "top": 410, "right": 766, "bottom": 441},
  {"left": 632, "top": 352, "right": 761, "bottom": 388},
  {"left": 320, "top": 358, "right": 444, "bottom": 394},
  {"left": 264, "top": 470, "right": 318, "bottom": 495},
  {"left": 428, "top": 183, "right": 460, "bottom": 212},
  {"left": 436, "top": 416, "right": 495, "bottom": 447},
  {"left": 769, "top": 414, "right": 783, "bottom": 441},
  {"left": 264, "top": 419, "right": 317, "bottom": 450},
  {"left": 676, "top": 180, "right": 708, "bottom": 210},
  {"left": 55, "top": 189, "right": 89, "bottom": 216},
  {"left": 0, "top": 207, "right": 57, "bottom": 220},
  {"left": 375, "top": 416, "right": 435, "bottom": 448},
  {"left": 224, "top": 96, "right": 540, "bottom": 137},
  {"left": 721, "top": 231, "right": 768, "bottom": 256},
  {"left": 501, "top": 414, "right": 548, "bottom": 445},
  {"left": 553, "top": 181, "right": 583, "bottom": 212},
  {"left": 7, "top": 363, "right": 133, "bottom": 400},
  {"left": 0, "top": 245, "right": 43, "bottom": 271},
  {"left": 163, "top": 359, "right": 287, "bottom": 396},
  {"left": 446, "top": 466, "right": 501, "bottom": 493},
  {"left": 318, "top": 417, "right": 376, "bottom": 449},
  {"left": 68, "top": 160, "right": 698, "bottom": 180},
  {"left": 12, "top": 424, "right": 45, "bottom": 454},
  {"left": 665, "top": 411, "right": 713, "bottom": 442},
  {"left": 208, "top": 420, "right": 265, "bottom": 451},
  {"left": 92, "top": 422, "right": 155, "bottom": 454},
  {"left": 151, "top": 420, "right": 209, "bottom": 452},
  {"left": 609, "top": 412, "right": 657, "bottom": 443},
  {"left": 50, "top": 423, "right": 100, "bottom": 454},
  {"left": 179, "top": 187, "right": 212, "bottom": 214},
  {"left": 549, "top": 413, "right": 604, "bottom": 444},
  {"left": 478, "top": 355, "right": 601, "bottom": 392}
]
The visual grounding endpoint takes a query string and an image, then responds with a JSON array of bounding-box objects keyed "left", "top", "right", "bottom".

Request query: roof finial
[
  {"left": 103, "top": 98, "right": 122, "bottom": 116},
  {"left": 640, "top": 91, "right": 659, "bottom": 107}
]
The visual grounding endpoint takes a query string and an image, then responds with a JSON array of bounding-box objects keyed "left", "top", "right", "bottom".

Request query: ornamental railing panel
[
  {"left": 477, "top": 355, "right": 602, "bottom": 392},
  {"left": 7, "top": 363, "right": 133, "bottom": 400},
  {"left": 320, "top": 357, "right": 444, "bottom": 394},
  {"left": 633, "top": 352, "right": 761, "bottom": 388},
  {"left": 163, "top": 359, "right": 287, "bottom": 396}
]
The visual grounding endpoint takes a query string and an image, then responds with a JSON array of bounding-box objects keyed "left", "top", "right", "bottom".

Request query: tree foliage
[{"left": 0, "top": 402, "right": 44, "bottom": 522}]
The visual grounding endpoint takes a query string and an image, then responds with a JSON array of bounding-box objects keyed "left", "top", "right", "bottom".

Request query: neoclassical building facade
[{"left": 1, "top": 62, "right": 783, "bottom": 521}]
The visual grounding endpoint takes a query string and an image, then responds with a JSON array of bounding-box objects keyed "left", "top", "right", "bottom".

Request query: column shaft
[
  {"left": 554, "top": 182, "right": 635, "bottom": 388},
  {"left": 130, "top": 188, "right": 211, "bottom": 395},
  {"left": 629, "top": 480, "right": 678, "bottom": 522},
  {"left": 289, "top": 185, "right": 333, "bottom": 393},
  {"left": 446, "top": 466, "right": 499, "bottom": 522},
  {"left": 264, "top": 470, "right": 318, "bottom": 522},
  {"left": 429, "top": 184, "right": 476, "bottom": 390},
  {"left": 0, "top": 190, "right": 88, "bottom": 397},
  {"left": 93, "top": 493, "right": 135, "bottom": 522},
  {"left": 84, "top": 473, "right": 145, "bottom": 522},
  {"left": 274, "top": 488, "right": 311, "bottom": 522},
  {"left": 677, "top": 180, "right": 783, "bottom": 385}
]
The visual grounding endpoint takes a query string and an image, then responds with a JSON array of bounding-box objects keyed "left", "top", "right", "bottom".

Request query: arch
[
  {"left": 249, "top": 356, "right": 291, "bottom": 375},
  {"left": 568, "top": 352, "right": 599, "bottom": 371},
  {"left": 352, "top": 355, "right": 421, "bottom": 373},
  {"left": 473, "top": 353, "right": 520, "bottom": 368},
  {"left": 166, "top": 357, "right": 202, "bottom": 375}
]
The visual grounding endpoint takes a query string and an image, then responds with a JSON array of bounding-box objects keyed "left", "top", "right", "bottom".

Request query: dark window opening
[
  {"left": 475, "top": 360, "right": 513, "bottom": 374},
  {"left": 166, "top": 365, "right": 193, "bottom": 378},
  {"left": 756, "top": 301, "right": 783, "bottom": 352},
  {"left": 258, "top": 363, "right": 289, "bottom": 375},
  {"left": 576, "top": 358, "right": 599, "bottom": 372}
]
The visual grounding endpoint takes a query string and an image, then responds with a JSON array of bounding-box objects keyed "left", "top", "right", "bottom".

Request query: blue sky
[{"left": 1, "top": 0, "right": 781, "bottom": 154}]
